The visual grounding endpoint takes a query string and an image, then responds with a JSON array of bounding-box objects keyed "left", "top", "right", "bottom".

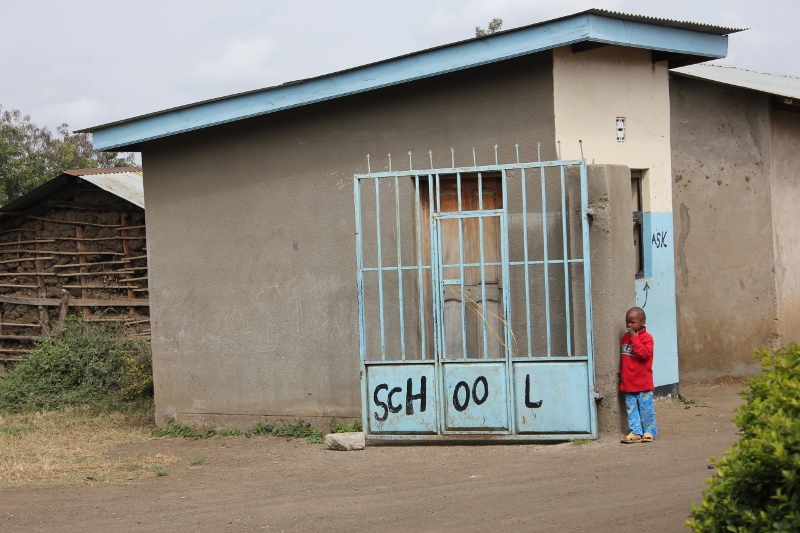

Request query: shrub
[
  {"left": 0, "top": 318, "right": 153, "bottom": 412},
  {"left": 687, "top": 343, "right": 800, "bottom": 532},
  {"left": 153, "top": 420, "right": 324, "bottom": 443},
  {"left": 330, "top": 418, "right": 362, "bottom": 433},
  {"left": 271, "top": 420, "right": 324, "bottom": 443}
]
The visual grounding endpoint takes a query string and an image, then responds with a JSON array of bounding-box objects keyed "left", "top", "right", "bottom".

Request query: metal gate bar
[
  {"left": 394, "top": 175, "right": 406, "bottom": 360},
  {"left": 560, "top": 164, "right": 572, "bottom": 357},
  {"left": 413, "top": 175, "right": 426, "bottom": 360},
  {"left": 539, "top": 154, "right": 552, "bottom": 357}
]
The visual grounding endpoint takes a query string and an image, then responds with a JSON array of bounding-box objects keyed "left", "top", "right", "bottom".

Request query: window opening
[{"left": 631, "top": 170, "right": 644, "bottom": 278}]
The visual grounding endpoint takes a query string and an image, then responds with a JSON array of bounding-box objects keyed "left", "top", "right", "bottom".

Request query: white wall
[{"left": 552, "top": 46, "right": 673, "bottom": 213}]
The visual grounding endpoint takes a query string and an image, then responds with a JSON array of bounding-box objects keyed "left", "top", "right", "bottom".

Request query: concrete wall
[
  {"left": 583, "top": 165, "right": 637, "bottom": 434},
  {"left": 770, "top": 108, "right": 800, "bottom": 344},
  {"left": 142, "top": 53, "right": 559, "bottom": 428},
  {"left": 553, "top": 45, "right": 678, "bottom": 389},
  {"left": 670, "top": 75, "right": 776, "bottom": 380}
]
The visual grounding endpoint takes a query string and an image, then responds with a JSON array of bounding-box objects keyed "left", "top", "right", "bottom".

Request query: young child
[{"left": 619, "top": 306, "right": 657, "bottom": 444}]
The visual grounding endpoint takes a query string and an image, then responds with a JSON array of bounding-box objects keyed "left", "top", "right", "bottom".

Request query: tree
[
  {"left": 0, "top": 105, "right": 136, "bottom": 205},
  {"left": 475, "top": 18, "right": 503, "bottom": 37}
]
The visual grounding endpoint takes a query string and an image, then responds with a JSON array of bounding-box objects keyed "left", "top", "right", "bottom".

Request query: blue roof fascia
[
  {"left": 90, "top": 13, "right": 729, "bottom": 151},
  {"left": 586, "top": 15, "right": 728, "bottom": 56}
]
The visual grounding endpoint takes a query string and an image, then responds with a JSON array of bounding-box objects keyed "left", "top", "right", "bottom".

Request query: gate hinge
[
  {"left": 584, "top": 207, "right": 595, "bottom": 217},
  {"left": 593, "top": 390, "right": 603, "bottom": 402}
]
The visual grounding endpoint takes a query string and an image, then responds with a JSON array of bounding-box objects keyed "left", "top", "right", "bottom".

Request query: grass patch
[
  {"left": 0, "top": 405, "right": 174, "bottom": 488},
  {"left": 247, "top": 421, "right": 273, "bottom": 437},
  {"left": 153, "top": 420, "right": 325, "bottom": 444},
  {"left": 149, "top": 423, "right": 199, "bottom": 439},
  {"left": 330, "top": 418, "right": 362, "bottom": 434},
  {"left": 678, "top": 393, "right": 698, "bottom": 405},
  {"left": 151, "top": 424, "right": 242, "bottom": 440},
  {"left": 189, "top": 457, "right": 205, "bottom": 466},
  {"left": 0, "top": 425, "right": 25, "bottom": 437},
  {"left": 149, "top": 466, "right": 170, "bottom": 477},
  {"left": 572, "top": 439, "right": 593, "bottom": 446},
  {"left": 271, "top": 420, "right": 323, "bottom": 442}
]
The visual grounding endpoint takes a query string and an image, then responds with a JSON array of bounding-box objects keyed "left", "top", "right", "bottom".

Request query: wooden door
[{"left": 419, "top": 176, "right": 503, "bottom": 359}]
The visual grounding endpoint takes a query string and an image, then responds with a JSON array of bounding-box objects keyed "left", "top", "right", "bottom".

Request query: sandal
[
  {"left": 641, "top": 432, "right": 654, "bottom": 443},
  {"left": 621, "top": 433, "right": 642, "bottom": 444}
]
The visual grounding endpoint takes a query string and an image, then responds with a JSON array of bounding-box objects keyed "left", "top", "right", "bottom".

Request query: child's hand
[{"left": 627, "top": 328, "right": 637, "bottom": 337}]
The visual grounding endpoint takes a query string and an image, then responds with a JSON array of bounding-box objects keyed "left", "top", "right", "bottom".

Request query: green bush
[
  {"left": 688, "top": 343, "right": 800, "bottom": 532},
  {"left": 0, "top": 318, "right": 153, "bottom": 412}
]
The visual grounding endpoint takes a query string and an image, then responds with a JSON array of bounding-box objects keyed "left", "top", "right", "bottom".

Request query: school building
[{"left": 82, "top": 10, "right": 741, "bottom": 439}]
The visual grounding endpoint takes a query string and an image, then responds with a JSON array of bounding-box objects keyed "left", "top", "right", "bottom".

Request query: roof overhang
[
  {"left": 84, "top": 10, "right": 739, "bottom": 152},
  {"left": 671, "top": 64, "right": 800, "bottom": 101}
]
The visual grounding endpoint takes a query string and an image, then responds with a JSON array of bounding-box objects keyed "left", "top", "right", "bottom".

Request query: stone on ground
[{"left": 325, "top": 432, "right": 366, "bottom": 451}]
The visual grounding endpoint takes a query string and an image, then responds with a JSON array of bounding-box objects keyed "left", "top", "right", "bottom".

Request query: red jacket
[{"left": 619, "top": 327, "right": 654, "bottom": 392}]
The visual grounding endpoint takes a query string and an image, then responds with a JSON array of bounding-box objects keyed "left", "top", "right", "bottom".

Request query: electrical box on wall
[{"left": 616, "top": 117, "right": 626, "bottom": 141}]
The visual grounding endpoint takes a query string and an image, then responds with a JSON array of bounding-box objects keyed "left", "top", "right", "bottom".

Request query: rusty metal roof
[
  {"left": 672, "top": 64, "right": 800, "bottom": 100},
  {"left": 1, "top": 167, "right": 144, "bottom": 213}
]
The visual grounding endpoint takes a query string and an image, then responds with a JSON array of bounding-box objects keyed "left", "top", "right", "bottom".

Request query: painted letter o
[
  {"left": 472, "top": 376, "right": 489, "bottom": 405},
  {"left": 453, "top": 381, "right": 470, "bottom": 412}
]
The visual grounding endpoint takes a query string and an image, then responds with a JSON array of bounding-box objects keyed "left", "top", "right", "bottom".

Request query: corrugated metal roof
[
  {"left": 581, "top": 9, "right": 744, "bottom": 35},
  {"left": 78, "top": 170, "right": 144, "bottom": 208},
  {"left": 672, "top": 64, "right": 800, "bottom": 100},
  {"left": 0, "top": 167, "right": 144, "bottom": 213},
  {"left": 62, "top": 167, "right": 141, "bottom": 177}
]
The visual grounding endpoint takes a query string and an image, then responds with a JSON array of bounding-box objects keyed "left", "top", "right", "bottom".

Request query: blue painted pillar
[{"left": 635, "top": 212, "right": 679, "bottom": 389}]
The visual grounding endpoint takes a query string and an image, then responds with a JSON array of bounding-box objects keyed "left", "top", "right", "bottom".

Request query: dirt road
[{"left": 0, "top": 381, "right": 743, "bottom": 533}]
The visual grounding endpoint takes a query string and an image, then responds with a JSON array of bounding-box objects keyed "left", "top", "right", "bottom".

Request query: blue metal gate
[{"left": 354, "top": 147, "right": 596, "bottom": 440}]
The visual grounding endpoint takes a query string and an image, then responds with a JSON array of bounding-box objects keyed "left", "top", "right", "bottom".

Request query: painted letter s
[{"left": 373, "top": 384, "right": 389, "bottom": 421}]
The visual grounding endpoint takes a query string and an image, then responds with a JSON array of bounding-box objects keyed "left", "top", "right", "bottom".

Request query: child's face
[{"left": 626, "top": 310, "right": 645, "bottom": 332}]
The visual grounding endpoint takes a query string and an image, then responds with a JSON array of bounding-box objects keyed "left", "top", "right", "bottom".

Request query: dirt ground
[{"left": 0, "top": 380, "right": 745, "bottom": 533}]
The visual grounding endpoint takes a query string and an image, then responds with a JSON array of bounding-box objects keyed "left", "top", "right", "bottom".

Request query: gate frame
[
  {"left": 354, "top": 157, "right": 596, "bottom": 441},
  {"left": 432, "top": 209, "right": 513, "bottom": 434}
]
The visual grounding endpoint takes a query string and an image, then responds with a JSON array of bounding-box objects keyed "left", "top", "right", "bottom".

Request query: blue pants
[{"left": 624, "top": 391, "right": 658, "bottom": 436}]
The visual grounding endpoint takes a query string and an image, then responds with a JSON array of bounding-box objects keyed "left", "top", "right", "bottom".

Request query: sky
[{"left": 1, "top": 0, "right": 798, "bottom": 137}]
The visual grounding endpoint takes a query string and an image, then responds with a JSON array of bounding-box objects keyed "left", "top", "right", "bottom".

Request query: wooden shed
[{"left": 0, "top": 167, "right": 149, "bottom": 368}]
